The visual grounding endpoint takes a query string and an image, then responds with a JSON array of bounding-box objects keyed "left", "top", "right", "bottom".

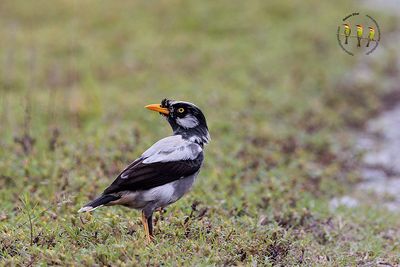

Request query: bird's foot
[{"left": 141, "top": 210, "right": 154, "bottom": 243}]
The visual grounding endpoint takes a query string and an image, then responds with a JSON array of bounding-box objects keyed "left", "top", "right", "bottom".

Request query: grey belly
[{"left": 114, "top": 171, "right": 199, "bottom": 210}]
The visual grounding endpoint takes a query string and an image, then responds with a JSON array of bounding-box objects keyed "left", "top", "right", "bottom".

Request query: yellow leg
[{"left": 141, "top": 211, "right": 153, "bottom": 242}]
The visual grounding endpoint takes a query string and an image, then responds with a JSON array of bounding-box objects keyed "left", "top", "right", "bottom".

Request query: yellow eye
[{"left": 177, "top": 108, "right": 185, "bottom": 113}]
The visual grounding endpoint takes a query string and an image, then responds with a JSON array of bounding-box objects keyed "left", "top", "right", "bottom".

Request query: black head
[{"left": 146, "top": 99, "right": 210, "bottom": 145}]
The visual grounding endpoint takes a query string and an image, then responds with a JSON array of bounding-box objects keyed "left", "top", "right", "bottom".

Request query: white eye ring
[{"left": 177, "top": 108, "right": 185, "bottom": 113}]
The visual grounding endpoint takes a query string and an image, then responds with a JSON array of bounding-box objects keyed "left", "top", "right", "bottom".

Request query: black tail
[
  {"left": 78, "top": 194, "right": 120, "bottom": 213},
  {"left": 357, "top": 37, "right": 361, "bottom": 47},
  {"left": 345, "top": 36, "right": 348, "bottom": 44}
]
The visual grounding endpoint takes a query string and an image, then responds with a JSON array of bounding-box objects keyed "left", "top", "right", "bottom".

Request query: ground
[{"left": 0, "top": 1, "right": 399, "bottom": 266}]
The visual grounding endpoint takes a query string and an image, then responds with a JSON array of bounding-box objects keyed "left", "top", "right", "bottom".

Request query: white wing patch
[
  {"left": 120, "top": 172, "right": 130, "bottom": 179},
  {"left": 142, "top": 135, "right": 202, "bottom": 164}
]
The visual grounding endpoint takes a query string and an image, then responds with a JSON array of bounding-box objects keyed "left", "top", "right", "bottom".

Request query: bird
[
  {"left": 78, "top": 99, "right": 210, "bottom": 241},
  {"left": 366, "top": 26, "right": 375, "bottom": 47},
  {"left": 343, "top": 23, "right": 351, "bottom": 45},
  {"left": 356, "top": 24, "right": 363, "bottom": 47}
]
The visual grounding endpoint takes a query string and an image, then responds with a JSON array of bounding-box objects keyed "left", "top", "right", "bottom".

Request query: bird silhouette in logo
[
  {"left": 343, "top": 23, "right": 351, "bottom": 45},
  {"left": 366, "top": 26, "right": 375, "bottom": 47},
  {"left": 356, "top": 24, "right": 363, "bottom": 47}
]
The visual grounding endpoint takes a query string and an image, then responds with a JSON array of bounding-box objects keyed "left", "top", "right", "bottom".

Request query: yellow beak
[{"left": 145, "top": 104, "right": 169, "bottom": 115}]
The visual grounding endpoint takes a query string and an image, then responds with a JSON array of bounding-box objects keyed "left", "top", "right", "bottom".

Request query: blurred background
[{"left": 1, "top": 0, "right": 399, "bottom": 265}]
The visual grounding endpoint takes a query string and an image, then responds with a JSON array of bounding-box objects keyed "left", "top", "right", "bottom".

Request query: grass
[{"left": 1, "top": 0, "right": 400, "bottom": 265}]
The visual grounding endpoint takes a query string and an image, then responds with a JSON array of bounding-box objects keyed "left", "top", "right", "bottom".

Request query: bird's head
[
  {"left": 145, "top": 99, "right": 210, "bottom": 145},
  {"left": 368, "top": 26, "right": 374, "bottom": 31},
  {"left": 356, "top": 24, "right": 363, "bottom": 29},
  {"left": 343, "top": 23, "right": 350, "bottom": 28}
]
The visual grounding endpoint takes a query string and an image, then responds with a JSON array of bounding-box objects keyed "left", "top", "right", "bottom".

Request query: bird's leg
[
  {"left": 147, "top": 213, "right": 153, "bottom": 238},
  {"left": 141, "top": 211, "right": 149, "bottom": 241},
  {"left": 141, "top": 210, "right": 154, "bottom": 242}
]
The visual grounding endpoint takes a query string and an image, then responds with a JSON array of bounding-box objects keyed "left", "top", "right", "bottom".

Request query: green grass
[{"left": 1, "top": 0, "right": 399, "bottom": 265}]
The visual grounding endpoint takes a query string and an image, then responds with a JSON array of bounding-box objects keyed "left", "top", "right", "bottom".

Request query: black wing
[{"left": 103, "top": 152, "right": 203, "bottom": 194}]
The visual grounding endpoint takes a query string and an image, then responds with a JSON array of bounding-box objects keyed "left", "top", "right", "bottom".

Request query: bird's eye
[{"left": 177, "top": 108, "right": 185, "bottom": 113}]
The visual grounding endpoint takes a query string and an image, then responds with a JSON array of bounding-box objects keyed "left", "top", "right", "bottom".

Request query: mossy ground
[{"left": 1, "top": 1, "right": 399, "bottom": 266}]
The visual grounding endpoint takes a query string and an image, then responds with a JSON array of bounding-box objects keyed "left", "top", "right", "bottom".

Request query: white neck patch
[
  {"left": 176, "top": 115, "right": 199, "bottom": 128},
  {"left": 189, "top": 130, "right": 210, "bottom": 144}
]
